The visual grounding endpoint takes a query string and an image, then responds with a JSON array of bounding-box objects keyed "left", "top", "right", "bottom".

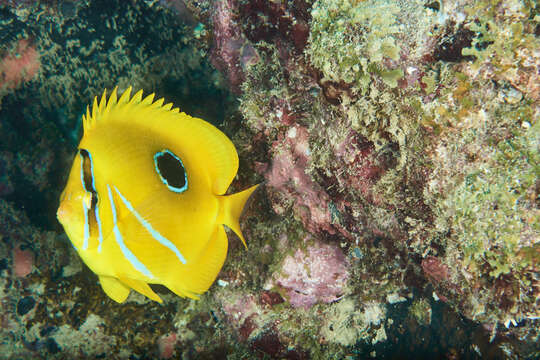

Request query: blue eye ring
[{"left": 153, "top": 149, "right": 188, "bottom": 193}]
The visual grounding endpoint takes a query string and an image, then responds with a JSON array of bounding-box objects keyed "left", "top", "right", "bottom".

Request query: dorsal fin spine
[
  {"left": 98, "top": 89, "right": 107, "bottom": 113},
  {"left": 118, "top": 86, "right": 132, "bottom": 104},
  {"left": 92, "top": 97, "right": 99, "bottom": 121},
  {"left": 130, "top": 89, "right": 143, "bottom": 105},
  {"left": 141, "top": 93, "right": 155, "bottom": 105},
  {"left": 108, "top": 87, "right": 118, "bottom": 108},
  {"left": 83, "top": 106, "right": 91, "bottom": 132},
  {"left": 101, "top": 87, "right": 118, "bottom": 120},
  {"left": 82, "top": 87, "right": 183, "bottom": 133},
  {"left": 152, "top": 98, "right": 164, "bottom": 108}
]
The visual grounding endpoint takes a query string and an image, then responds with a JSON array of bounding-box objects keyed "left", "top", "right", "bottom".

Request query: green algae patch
[
  {"left": 424, "top": 81, "right": 539, "bottom": 325},
  {"left": 447, "top": 118, "right": 539, "bottom": 279},
  {"left": 307, "top": 0, "right": 402, "bottom": 93}
]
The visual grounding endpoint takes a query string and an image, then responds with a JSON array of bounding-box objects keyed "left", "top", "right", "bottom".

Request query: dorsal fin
[
  {"left": 83, "top": 87, "right": 162, "bottom": 133},
  {"left": 81, "top": 87, "right": 239, "bottom": 195}
]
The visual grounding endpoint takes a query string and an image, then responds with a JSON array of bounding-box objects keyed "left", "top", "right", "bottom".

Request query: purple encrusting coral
[{"left": 0, "top": 0, "right": 538, "bottom": 358}]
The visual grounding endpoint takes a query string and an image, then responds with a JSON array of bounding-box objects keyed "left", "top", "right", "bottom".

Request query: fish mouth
[{"left": 56, "top": 201, "right": 70, "bottom": 224}]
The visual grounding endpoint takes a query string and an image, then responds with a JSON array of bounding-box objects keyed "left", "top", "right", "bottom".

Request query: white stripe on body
[
  {"left": 82, "top": 200, "right": 89, "bottom": 251},
  {"left": 95, "top": 205, "right": 104, "bottom": 253},
  {"left": 80, "top": 154, "right": 90, "bottom": 251},
  {"left": 107, "top": 184, "right": 154, "bottom": 279},
  {"left": 113, "top": 185, "right": 187, "bottom": 264}
]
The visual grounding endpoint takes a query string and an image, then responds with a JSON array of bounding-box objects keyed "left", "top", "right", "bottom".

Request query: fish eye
[
  {"left": 78, "top": 148, "right": 101, "bottom": 241},
  {"left": 79, "top": 149, "right": 95, "bottom": 193},
  {"left": 79, "top": 148, "right": 98, "bottom": 209},
  {"left": 154, "top": 150, "right": 188, "bottom": 193}
]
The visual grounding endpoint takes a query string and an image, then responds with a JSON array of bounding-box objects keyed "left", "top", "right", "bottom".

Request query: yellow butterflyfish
[{"left": 57, "top": 87, "right": 258, "bottom": 303}]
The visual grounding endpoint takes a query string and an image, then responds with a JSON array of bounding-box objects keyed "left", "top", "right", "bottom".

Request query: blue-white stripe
[
  {"left": 82, "top": 200, "right": 89, "bottom": 251},
  {"left": 87, "top": 151, "right": 96, "bottom": 191},
  {"left": 107, "top": 184, "right": 154, "bottom": 278},
  {"left": 113, "top": 185, "right": 187, "bottom": 264},
  {"left": 95, "top": 205, "right": 104, "bottom": 253},
  {"left": 79, "top": 152, "right": 86, "bottom": 191},
  {"left": 80, "top": 156, "right": 90, "bottom": 251},
  {"left": 79, "top": 149, "right": 103, "bottom": 252}
]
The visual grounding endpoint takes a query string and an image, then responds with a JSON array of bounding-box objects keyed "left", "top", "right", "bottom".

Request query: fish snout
[{"left": 57, "top": 200, "right": 74, "bottom": 225}]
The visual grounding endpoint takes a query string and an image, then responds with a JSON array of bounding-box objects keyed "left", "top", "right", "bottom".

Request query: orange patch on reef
[
  {"left": 0, "top": 39, "right": 41, "bottom": 91},
  {"left": 158, "top": 333, "right": 177, "bottom": 359},
  {"left": 13, "top": 245, "right": 33, "bottom": 278}
]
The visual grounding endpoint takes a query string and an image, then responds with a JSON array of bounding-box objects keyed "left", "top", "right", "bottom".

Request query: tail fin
[{"left": 218, "top": 184, "right": 259, "bottom": 248}]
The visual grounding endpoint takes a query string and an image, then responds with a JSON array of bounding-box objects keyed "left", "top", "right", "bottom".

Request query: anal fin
[
  {"left": 99, "top": 275, "right": 131, "bottom": 303},
  {"left": 165, "top": 225, "right": 228, "bottom": 299},
  {"left": 119, "top": 276, "right": 163, "bottom": 303}
]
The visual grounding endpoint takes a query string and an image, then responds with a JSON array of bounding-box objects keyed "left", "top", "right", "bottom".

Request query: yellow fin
[
  {"left": 99, "top": 275, "right": 130, "bottom": 303},
  {"left": 164, "top": 225, "right": 229, "bottom": 298},
  {"left": 119, "top": 276, "right": 163, "bottom": 303},
  {"left": 141, "top": 92, "right": 154, "bottom": 105},
  {"left": 118, "top": 86, "right": 132, "bottom": 105},
  {"left": 218, "top": 184, "right": 259, "bottom": 247},
  {"left": 129, "top": 89, "right": 144, "bottom": 105}
]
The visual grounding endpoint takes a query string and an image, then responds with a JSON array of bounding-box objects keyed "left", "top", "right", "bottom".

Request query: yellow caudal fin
[
  {"left": 217, "top": 184, "right": 259, "bottom": 247},
  {"left": 99, "top": 275, "right": 131, "bottom": 303}
]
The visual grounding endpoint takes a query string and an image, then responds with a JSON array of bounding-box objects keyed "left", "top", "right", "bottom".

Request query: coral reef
[{"left": 0, "top": 0, "right": 538, "bottom": 358}]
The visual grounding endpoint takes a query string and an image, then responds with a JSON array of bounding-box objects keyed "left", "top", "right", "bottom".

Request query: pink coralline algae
[
  {"left": 210, "top": 0, "right": 258, "bottom": 94},
  {"left": 12, "top": 245, "right": 33, "bottom": 278},
  {"left": 0, "top": 39, "right": 40, "bottom": 91},
  {"left": 334, "top": 132, "right": 387, "bottom": 204},
  {"left": 158, "top": 333, "right": 177, "bottom": 359},
  {"left": 274, "top": 239, "right": 349, "bottom": 308},
  {"left": 219, "top": 293, "right": 263, "bottom": 340},
  {"left": 421, "top": 256, "right": 449, "bottom": 283},
  {"left": 266, "top": 125, "right": 333, "bottom": 235}
]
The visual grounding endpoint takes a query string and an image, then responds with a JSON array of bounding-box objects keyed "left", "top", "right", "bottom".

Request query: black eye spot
[{"left": 154, "top": 150, "right": 188, "bottom": 193}]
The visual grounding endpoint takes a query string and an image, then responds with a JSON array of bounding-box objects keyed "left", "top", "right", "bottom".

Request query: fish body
[{"left": 57, "top": 87, "right": 257, "bottom": 303}]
